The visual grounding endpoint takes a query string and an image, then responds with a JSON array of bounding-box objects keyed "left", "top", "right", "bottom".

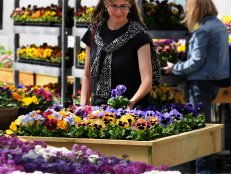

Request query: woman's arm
[
  {"left": 80, "top": 46, "right": 91, "bottom": 105},
  {"left": 128, "top": 43, "right": 152, "bottom": 108}
]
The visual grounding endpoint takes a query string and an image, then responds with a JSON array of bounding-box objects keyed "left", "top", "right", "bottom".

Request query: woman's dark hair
[{"left": 91, "top": 0, "right": 146, "bottom": 27}]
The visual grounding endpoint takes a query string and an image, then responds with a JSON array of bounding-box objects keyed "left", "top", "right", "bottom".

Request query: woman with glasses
[
  {"left": 162, "top": 0, "right": 229, "bottom": 173},
  {"left": 80, "top": 0, "right": 160, "bottom": 109}
]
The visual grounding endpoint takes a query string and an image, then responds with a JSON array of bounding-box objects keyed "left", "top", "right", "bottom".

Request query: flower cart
[
  {"left": 19, "top": 124, "right": 223, "bottom": 167},
  {"left": 8, "top": 86, "right": 223, "bottom": 167}
]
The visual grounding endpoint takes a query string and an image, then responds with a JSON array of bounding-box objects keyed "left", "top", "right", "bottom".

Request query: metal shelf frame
[{"left": 13, "top": 0, "right": 70, "bottom": 106}]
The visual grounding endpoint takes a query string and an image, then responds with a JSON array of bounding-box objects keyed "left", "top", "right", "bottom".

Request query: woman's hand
[
  {"left": 127, "top": 100, "right": 135, "bottom": 110},
  {"left": 161, "top": 62, "right": 174, "bottom": 74}
]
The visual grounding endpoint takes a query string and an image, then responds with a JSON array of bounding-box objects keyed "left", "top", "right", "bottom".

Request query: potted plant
[{"left": 0, "top": 86, "right": 21, "bottom": 130}]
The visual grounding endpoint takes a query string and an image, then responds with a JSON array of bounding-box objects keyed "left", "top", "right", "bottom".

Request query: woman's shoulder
[{"left": 200, "top": 16, "right": 227, "bottom": 33}]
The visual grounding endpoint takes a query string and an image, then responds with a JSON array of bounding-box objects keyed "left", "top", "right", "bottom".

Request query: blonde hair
[{"left": 183, "top": 0, "right": 218, "bottom": 32}]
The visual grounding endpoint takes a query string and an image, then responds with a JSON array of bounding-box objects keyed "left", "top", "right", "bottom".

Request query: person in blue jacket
[{"left": 162, "top": 0, "right": 229, "bottom": 173}]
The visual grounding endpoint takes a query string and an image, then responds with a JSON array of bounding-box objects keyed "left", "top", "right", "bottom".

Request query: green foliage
[{"left": 107, "top": 96, "right": 130, "bottom": 109}]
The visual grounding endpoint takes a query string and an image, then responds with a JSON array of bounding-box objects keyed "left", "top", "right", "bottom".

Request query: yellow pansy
[
  {"left": 59, "top": 110, "right": 67, "bottom": 118},
  {"left": 22, "top": 97, "right": 33, "bottom": 106},
  {"left": 32, "top": 96, "right": 39, "bottom": 105},
  {"left": 221, "top": 16, "right": 231, "bottom": 25},
  {"left": 121, "top": 114, "right": 135, "bottom": 126},
  {"left": 6, "top": 129, "right": 14, "bottom": 135},
  {"left": 116, "top": 118, "right": 130, "bottom": 128},
  {"left": 74, "top": 115, "right": 82, "bottom": 123},
  {"left": 47, "top": 115, "right": 55, "bottom": 120},
  {"left": 10, "top": 121, "right": 17, "bottom": 131}
]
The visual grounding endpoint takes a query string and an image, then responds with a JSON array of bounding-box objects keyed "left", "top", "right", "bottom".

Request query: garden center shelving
[{"left": 12, "top": 0, "right": 71, "bottom": 105}]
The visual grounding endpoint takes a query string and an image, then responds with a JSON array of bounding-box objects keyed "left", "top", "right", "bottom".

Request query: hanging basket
[{"left": 0, "top": 107, "right": 19, "bottom": 130}]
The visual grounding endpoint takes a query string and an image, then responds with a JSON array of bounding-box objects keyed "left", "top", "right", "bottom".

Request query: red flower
[{"left": 45, "top": 119, "right": 57, "bottom": 130}]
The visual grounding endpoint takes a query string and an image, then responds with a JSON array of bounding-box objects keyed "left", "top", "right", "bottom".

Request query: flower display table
[{"left": 18, "top": 124, "right": 223, "bottom": 167}]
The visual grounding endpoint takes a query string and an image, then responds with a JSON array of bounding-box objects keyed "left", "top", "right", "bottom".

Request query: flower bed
[
  {"left": 4, "top": 84, "right": 223, "bottom": 167},
  {"left": 6, "top": 102, "right": 205, "bottom": 141},
  {"left": 0, "top": 135, "right": 173, "bottom": 174},
  {"left": 6, "top": 85, "right": 203, "bottom": 139}
]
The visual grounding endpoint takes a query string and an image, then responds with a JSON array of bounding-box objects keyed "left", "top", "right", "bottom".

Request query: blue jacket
[{"left": 173, "top": 16, "right": 229, "bottom": 80}]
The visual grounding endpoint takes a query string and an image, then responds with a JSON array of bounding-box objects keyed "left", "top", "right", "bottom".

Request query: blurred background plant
[
  {"left": 142, "top": 0, "right": 185, "bottom": 30},
  {"left": 150, "top": 84, "right": 186, "bottom": 109},
  {"left": 0, "top": 86, "right": 21, "bottom": 108},
  {"left": 10, "top": 4, "right": 74, "bottom": 25},
  {"left": 0, "top": 46, "right": 13, "bottom": 69},
  {"left": 153, "top": 39, "right": 186, "bottom": 68},
  {"left": 221, "top": 15, "right": 231, "bottom": 32},
  {"left": 75, "top": 6, "right": 95, "bottom": 26}
]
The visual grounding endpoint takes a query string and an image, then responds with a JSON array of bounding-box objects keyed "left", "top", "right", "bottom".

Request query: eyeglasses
[{"left": 107, "top": 4, "right": 131, "bottom": 10}]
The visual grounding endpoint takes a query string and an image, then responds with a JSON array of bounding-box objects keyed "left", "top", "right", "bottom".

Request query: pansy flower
[
  {"left": 121, "top": 114, "right": 135, "bottom": 126},
  {"left": 169, "top": 109, "right": 182, "bottom": 121},
  {"left": 147, "top": 116, "right": 159, "bottom": 128},
  {"left": 45, "top": 118, "right": 57, "bottom": 130},
  {"left": 102, "top": 115, "right": 116, "bottom": 125},
  {"left": 92, "top": 119, "right": 105, "bottom": 129},
  {"left": 135, "top": 118, "right": 148, "bottom": 130},
  {"left": 116, "top": 118, "right": 130, "bottom": 128},
  {"left": 159, "top": 113, "right": 172, "bottom": 127},
  {"left": 75, "top": 120, "right": 86, "bottom": 128},
  {"left": 57, "top": 120, "right": 67, "bottom": 130}
]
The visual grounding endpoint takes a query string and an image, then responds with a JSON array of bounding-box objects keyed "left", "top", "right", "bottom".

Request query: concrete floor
[{"left": 170, "top": 154, "right": 231, "bottom": 174}]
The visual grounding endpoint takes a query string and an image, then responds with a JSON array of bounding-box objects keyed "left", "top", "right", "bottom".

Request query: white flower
[
  {"left": 88, "top": 154, "right": 99, "bottom": 163},
  {"left": 15, "top": 115, "right": 25, "bottom": 125}
]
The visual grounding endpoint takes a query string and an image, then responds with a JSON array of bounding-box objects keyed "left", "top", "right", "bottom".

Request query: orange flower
[
  {"left": 147, "top": 116, "right": 159, "bottom": 128},
  {"left": 32, "top": 11, "right": 41, "bottom": 19},
  {"left": 12, "top": 92, "right": 21, "bottom": 101},
  {"left": 57, "top": 120, "right": 67, "bottom": 130},
  {"left": 47, "top": 115, "right": 55, "bottom": 120},
  {"left": 8, "top": 85, "right": 15, "bottom": 90}
]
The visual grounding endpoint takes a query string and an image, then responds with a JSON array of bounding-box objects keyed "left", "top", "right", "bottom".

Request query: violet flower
[
  {"left": 159, "top": 112, "right": 173, "bottom": 126},
  {"left": 169, "top": 109, "right": 183, "bottom": 121}
]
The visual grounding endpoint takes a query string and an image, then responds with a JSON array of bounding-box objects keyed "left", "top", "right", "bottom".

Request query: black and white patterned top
[{"left": 82, "top": 19, "right": 160, "bottom": 107}]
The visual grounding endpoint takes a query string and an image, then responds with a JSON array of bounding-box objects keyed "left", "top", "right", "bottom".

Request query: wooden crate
[
  {"left": 19, "top": 124, "right": 223, "bottom": 167},
  {"left": 0, "top": 68, "right": 73, "bottom": 85},
  {"left": 0, "top": 68, "right": 33, "bottom": 85}
]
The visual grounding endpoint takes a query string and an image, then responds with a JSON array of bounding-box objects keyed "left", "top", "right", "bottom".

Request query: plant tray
[
  {"left": 18, "top": 124, "right": 223, "bottom": 167},
  {"left": 18, "top": 58, "right": 72, "bottom": 68},
  {"left": 75, "top": 23, "right": 88, "bottom": 28},
  {"left": 14, "top": 22, "right": 62, "bottom": 27}
]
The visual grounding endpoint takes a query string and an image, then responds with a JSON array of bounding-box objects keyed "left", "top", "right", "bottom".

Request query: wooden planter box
[{"left": 18, "top": 124, "right": 223, "bottom": 167}]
